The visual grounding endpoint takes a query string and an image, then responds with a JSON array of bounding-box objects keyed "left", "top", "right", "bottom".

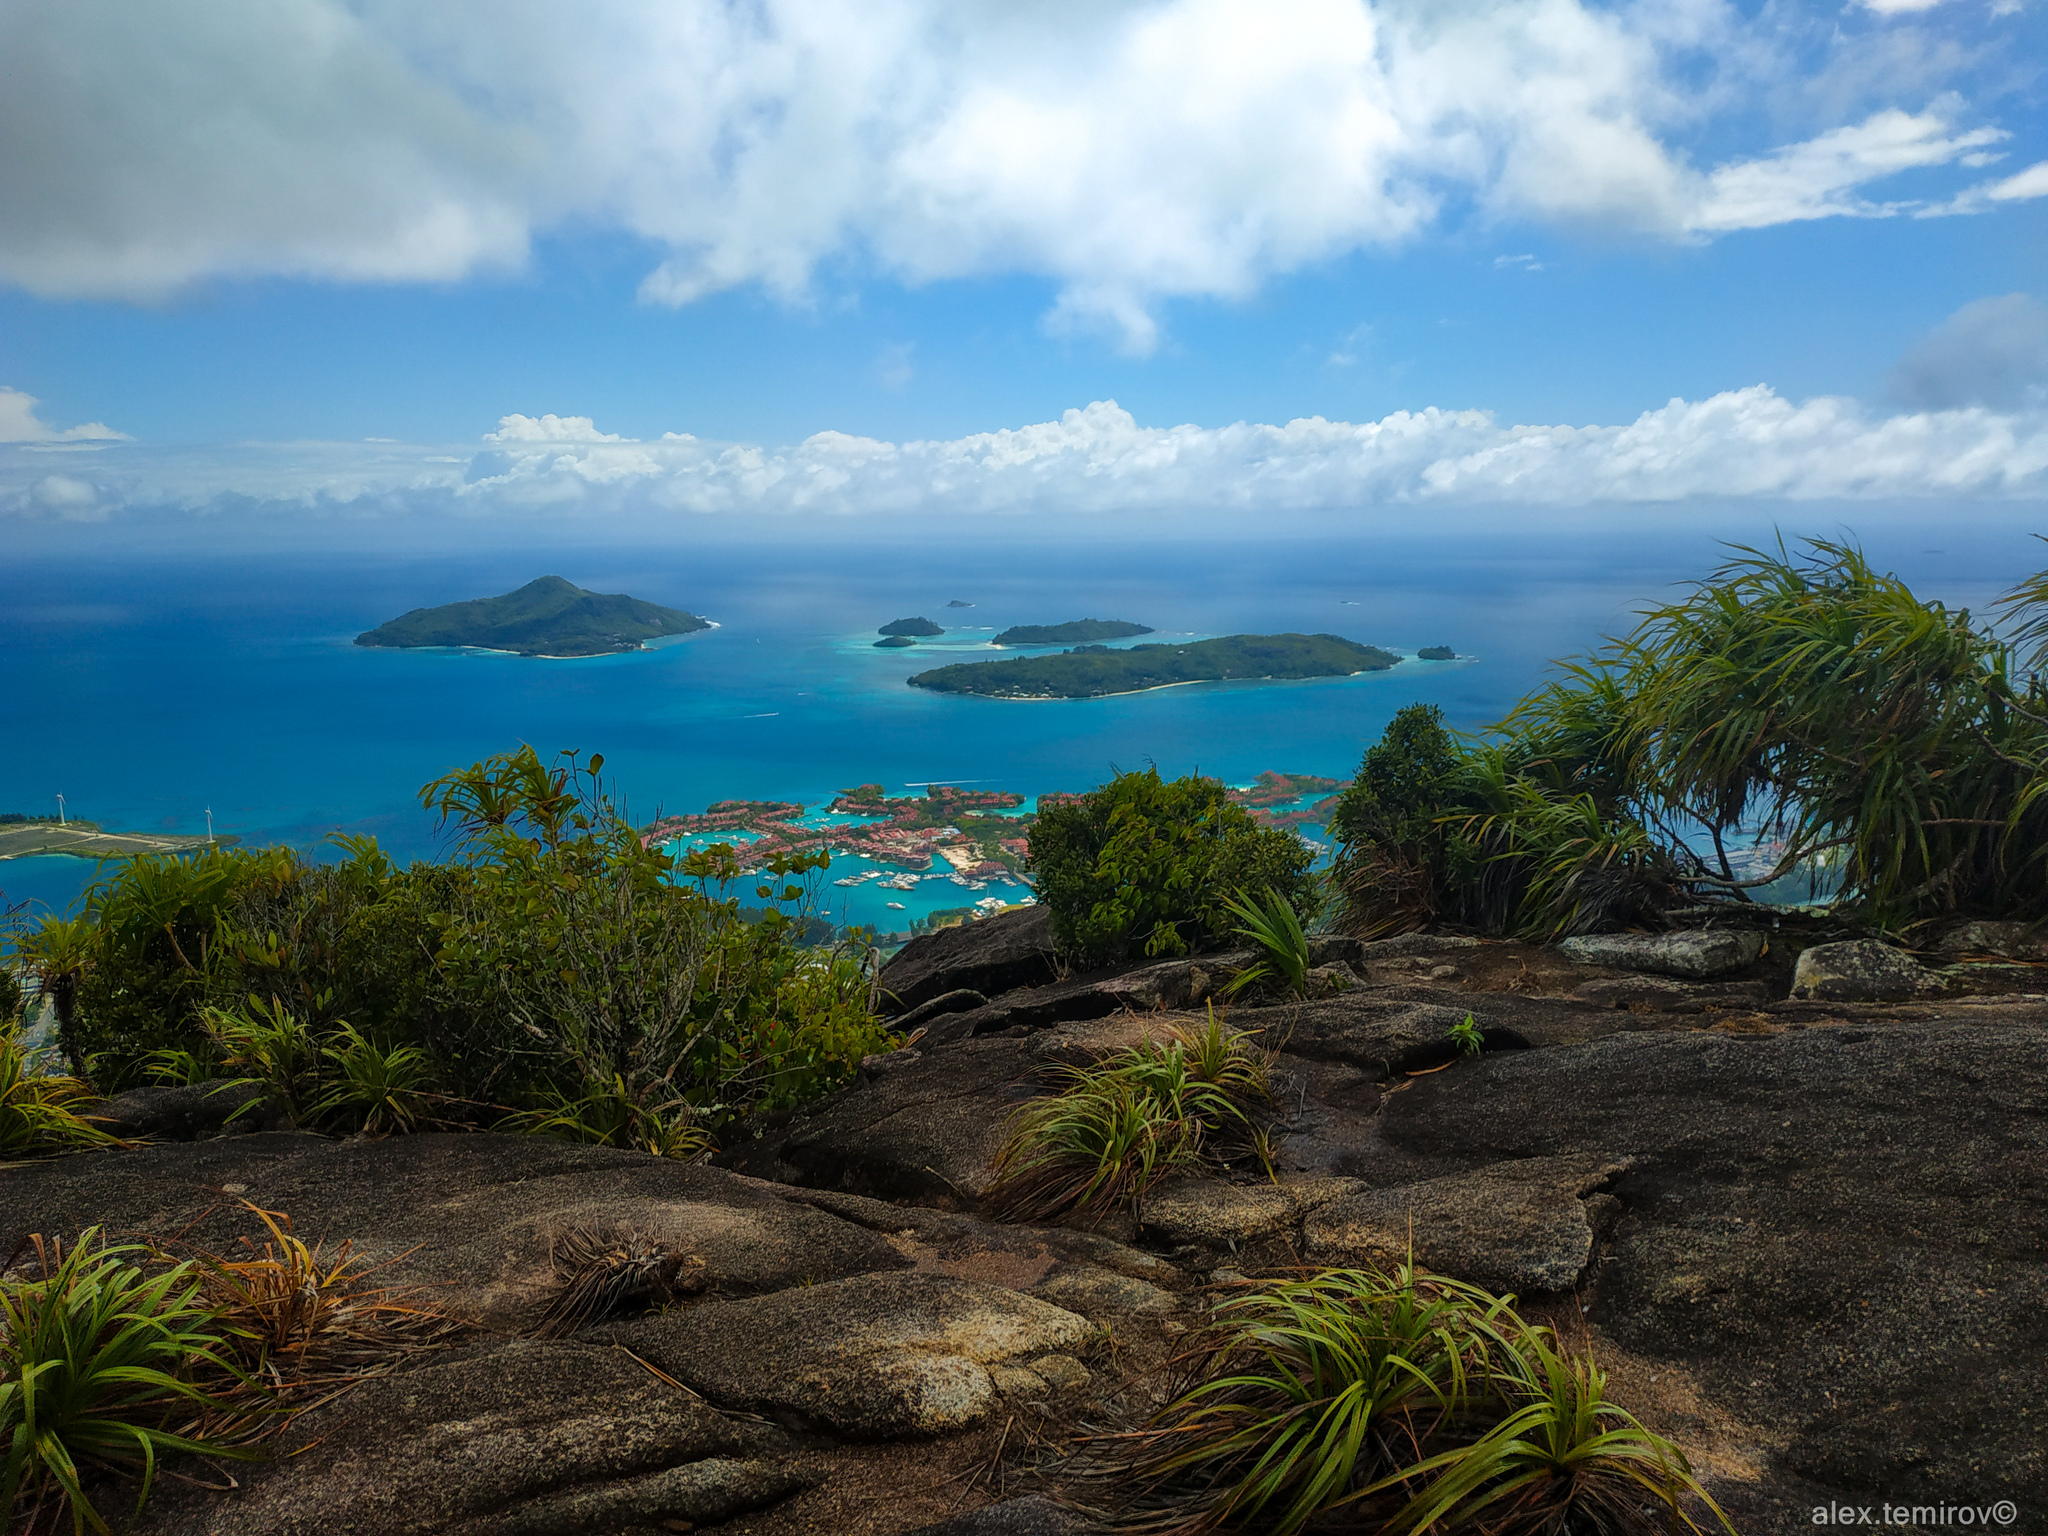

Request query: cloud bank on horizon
[
  {"left": 1, "top": 0, "right": 2043, "bottom": 350},
  {"left": 8, "top": 382, "right": 2047, "bottom": 528}
]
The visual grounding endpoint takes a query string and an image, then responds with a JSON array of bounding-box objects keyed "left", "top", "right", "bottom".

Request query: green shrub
[
  {"left": 1, "top": 1231, "right": 263, "bottom": 1535},
  {"left": 1029, "top": 769, "right": 1313, "bottom": 965},
  {"left": 986, "top": 1012, "right": 1274, "bottom": 1223},
  {"left": 1, "top": 1028, "right": 117, "bottom": 1160},
  {"left": 1219, "top": 887, "right": 1313, "bottom": 999},
  {"left": 1092, "top": 1264, "right": 1730, "bottom": 1536},
  {"left": 40, "top": 746, "right": 894, "bottom": 1137},
  {"left": 1338, "top": 541, "right": 2048, "bottom": 939}
]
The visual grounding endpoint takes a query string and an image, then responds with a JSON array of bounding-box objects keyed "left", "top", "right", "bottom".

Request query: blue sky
[{"left": 2, "top": 0, "right": 2046, "bottom": 534}]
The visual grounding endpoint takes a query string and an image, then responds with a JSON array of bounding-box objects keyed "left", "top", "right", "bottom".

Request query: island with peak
[
  {"left": 945, "top": 599, "right": 974, "bottom": 608},
  {"left": 878, "top": 617, "right": 944, "bottom": 637},
  {"left": 907, "top": 632, "right": 1400, "bottom": 699},
  {"left": 355, "top": 576, "right": 710, "bottom": 658},
  {"left": 993, "top": 619, "right": 1153, "bottom": 645},
  {"left": 1418, "top": 645, "right": 1458, "bottom": 660}
]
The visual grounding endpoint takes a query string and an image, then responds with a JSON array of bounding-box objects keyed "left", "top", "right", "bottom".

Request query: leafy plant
[
  {"left": 1102, "top": 1266, "right": 1511, "bottom": 1536},
  {"left": 310, "top": 1025, "right": 434, "bottom": 1135},
  {"left": 1, "top": 1231, "right": 262, "bottom": 1536},
  {"left": 1219, "top": 887, "right": 1313, "bottom": 998},
  {"left": 1089, "top": 1264, "right": 1732, "bottom": 1536},
  {"left": 1, "top": 1029, "right": 117, "bottom": 1160},
  {"left": 1447, "top": 1014, "right": 1484, "bottom": 1057},
  {"left": 191, "top": 1206, "right": 449, "bottom": 1388},
  {"left": 197, "top": 995, "right": 319, "bottom": 1122},
  {"left": 986, "top": 1012, "right": 1274, "bottom": 1223},
  {"left": 503, "top": 1072, "right": 714, "bottom": 1160},
  {"left": 1373, "top": 1327, "right": 1731, "bottom": 1536},
  {"left": 1336, "top": 540, "right": 2048, "bottom": 937},
  {"left": 1030, "top": 769, "right": 1314, "bottom": 966}
]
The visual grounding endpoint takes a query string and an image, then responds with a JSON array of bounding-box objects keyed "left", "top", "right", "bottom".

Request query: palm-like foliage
[
  {"left": 1220, "top": 887, "right": 1313, "bottom": 998},
  {"left": 2, "top": 1232, "right": 262, "bottom": 1536},
  {"left": 986, "top": 1013, "right": 1274, "bottom": 1223},
  {"left": 1336, "top": 540, "right": 2048, "bottom": 935},
  {"left": 0, "top": 1029, "right": 117, "bottom": 1160},
  {"left": 1089, "top": 1266, "right": 1731, "bottom": 1536}
]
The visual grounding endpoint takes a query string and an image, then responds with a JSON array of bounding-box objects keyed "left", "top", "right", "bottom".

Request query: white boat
[{"left": 886, "top": 901, "right": 906, "bottom": 909}]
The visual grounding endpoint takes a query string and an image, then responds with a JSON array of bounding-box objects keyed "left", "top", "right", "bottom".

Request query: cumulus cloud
[
  {"left": 8, "top": 388, "right": 2047, "bottom": 525},
  {"left": 1, "top": 0, "right": 2041, "bottom": 347},
  {"left": 1890, "top": 294, "right": 2048, "bottom": 410},
  {"left": 0, "top": 386, "right": 128, "bottom": 443}
]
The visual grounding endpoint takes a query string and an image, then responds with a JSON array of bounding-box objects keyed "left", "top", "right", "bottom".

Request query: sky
[{"left": 2, "top": 0, "right": 2046, "bottom": 541}]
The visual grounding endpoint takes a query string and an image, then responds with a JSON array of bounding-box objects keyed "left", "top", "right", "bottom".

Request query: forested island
[
  {"left": 355, "top": 576, "right": 709, "bottom": 657},
  {"left": 908, "top": 632, "right": 1400, "bottom": 698},
  {"left": 1418, "top": 645, "right": 1458, "bottom": 660},
  {"left": 878, "top": 617, "right": 944, "bottom": 636},
  {"left": 993, "top": 619, "right": 1154, "bottom": 644}
]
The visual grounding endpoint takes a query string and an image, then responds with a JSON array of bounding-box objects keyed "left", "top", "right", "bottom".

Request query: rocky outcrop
[
  {"left": 1558, "top": 929, "right": 1766, "bottom": 978},
  {"left": 86, "top": 1078, "right": 284, "bottom": 1140},
  {"left": 877, "top": 906, "right": 1059, "bottom": 1016},
  {"left": 13, "top": 929, "right": 2048, "bottom": 1536},
  {"left": 593, "top": 1273, "right": 1097, "bottom": 1437},
  {"left": 1789, "top": 938, "right": 1940, "bottom": 1001},
  {"left": 1303, "top": 1155, "right": 1630, "bottom": 1293},
  {"left": 137, "top": 1338, "right": 807, "bottom": 1536}
]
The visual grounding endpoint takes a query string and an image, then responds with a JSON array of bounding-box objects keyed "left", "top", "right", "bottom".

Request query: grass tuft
[
  {"left": 1, "top": 1028, "right": 119, "bottom": 1161},
  {"left": 534, "top": 1224, "right": 706, "bottom": 1337},
  {"left": 985, "top": 1011, "right": 1276, "bottom": 1224},
  {"left": 1081, "top": 1263, "right": 1733, "bottom": 1536},
  {"left": 1, "top": 1230, "right": 264, "bottom": 1536}
]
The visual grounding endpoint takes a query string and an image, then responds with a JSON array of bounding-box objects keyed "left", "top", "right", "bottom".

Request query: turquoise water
[{"left": 0, "top": 523, "right": 1996, "bottom": 932}]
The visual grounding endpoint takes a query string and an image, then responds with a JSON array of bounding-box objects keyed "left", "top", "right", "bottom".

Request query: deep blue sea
[{"left": 1, "top": 518, "right": 2016, "bottom": 933}]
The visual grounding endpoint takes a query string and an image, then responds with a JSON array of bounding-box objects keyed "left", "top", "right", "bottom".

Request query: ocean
[{"left": 0, "top": 518, "right": 2004, "bottom": 933}]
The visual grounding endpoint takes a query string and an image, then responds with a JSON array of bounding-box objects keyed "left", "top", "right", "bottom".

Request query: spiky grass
[
  {"left": 534, "top": 1224, "right": 704, "bottom": 1337},
  {"left": 1219, "top": 888, "right": 1313, "bottom": 999},
  {"left": 503, "top": 1072, "right": 715, "bottom": 1160},
  {"left": 1082, "top": 1265, "right": 1732, "bottom": 1536},
  {"left": 1, "top": 1230, "right": 264, "bottom": 1536},
  {"left": 985, "top": 1013, "right": 1275, "bottom": 1224},
  {"left": 190, "top": 1205, "right": 452, "bottom": 1390},
  {"left": 1, "top": 1028, "right": 118, "bottom": 1160}
]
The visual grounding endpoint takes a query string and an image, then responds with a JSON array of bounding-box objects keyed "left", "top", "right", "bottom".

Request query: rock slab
[
  {"left": 594, "top": 1271, "right": 1096, "bottom": 1438},
  {"left": 878, "top": 906, "right": 1059, "bottom": 1015},
  {"left": 1790, "top": 939, "right": 1939, "bottom": 1002},
  {"left": 1558, "top": 930, "right": 1765, "bottom": 979}
]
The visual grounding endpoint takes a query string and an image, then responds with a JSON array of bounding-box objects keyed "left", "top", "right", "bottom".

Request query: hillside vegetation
[
  {"left": 1333, "top": 539, "right": 2048, "bottom": 938},
  {"left": 909, "top": 632, "right": 1400, "bottom": 698},
  {"left": 356, "top": 576, "right": 709, "bottom": 657}
]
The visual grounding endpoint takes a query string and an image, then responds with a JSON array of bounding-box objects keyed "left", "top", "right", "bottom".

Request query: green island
[
  {"left": 878, "top": 617, "right": 944, "bottom": 637},
  {"left": 1418, "top": 645, "right": 1458, "bottom": 660},
  {"left": 907, "top": 632, "right": 1401, "bottom": 699},
  {"left": 992, "top": 618, "right": 1154, "bottom": 644},
  {"left": 354, "top": 575, "right": 710, "bottom": 658},
  {"left": 872, "top": 635, "right": 920, "bottom": 649}
]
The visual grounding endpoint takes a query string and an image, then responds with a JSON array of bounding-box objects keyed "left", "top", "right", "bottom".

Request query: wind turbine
[
  {"left": 205, "top": 806, "right": 215, "bottom": 844},
  {"left": 55, "top": 793, "right": 65, "bottom": 826}
]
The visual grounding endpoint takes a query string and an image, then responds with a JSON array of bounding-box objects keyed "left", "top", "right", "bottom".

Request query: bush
[
  {"left": 19, "top": 746, "right": 895, "bottom": 1138},
  {"left": 1334, "top": 539, "right": 2048, "bottom": 936},
  {"left": 1, "top": 1027, "right": 117, "bottom": 1159},
  {"left": 1, "top": 1231, "right": 263, "bottom": 1535},
  {"left": 1029, "top": 769, "right": 1313, "bottom": 965},
  {"left": 985, "top": 1012, "right": 1275, "bottom": 1223},
  {"left": 1089, "top": 1264, "right": 1731, "bottom": 1536}
]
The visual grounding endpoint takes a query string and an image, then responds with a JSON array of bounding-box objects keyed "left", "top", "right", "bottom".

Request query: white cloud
[
  {"left": 1861, "top": 0, "right": 1950, "bottom": 14},
  {"left": 0, "top": 386, "right": 128, "bottom": 443},
  {"left": 1688, "top": 109, "right": 2004, "bottom": 230},
  {"left": 0, "top": 0, "right": 2034, "bottom": 348},
  {"left": 483, "top": 414, "right": 625, "bottom": 444},
  {"left": 8, "top": 388, "right": 2047, "bottom": 524}
]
